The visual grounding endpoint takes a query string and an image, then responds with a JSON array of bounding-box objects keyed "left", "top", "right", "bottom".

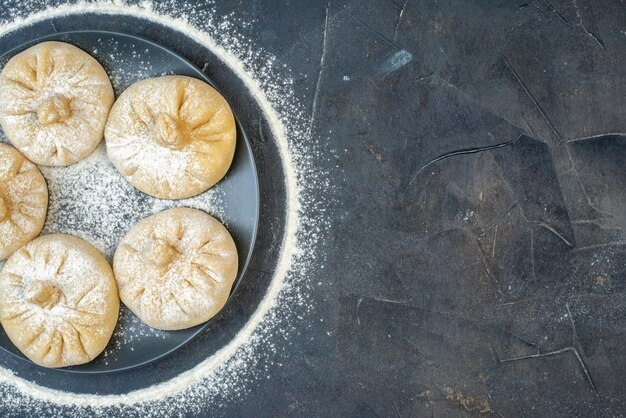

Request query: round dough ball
[
  {"left": 105, "top": 75, "right": 236, "bottom": 200},
  {"left": 0, "top": 41, "right": 115, "bottom": 166},
  {"left": 0, "top": 234, "right": 120, "bottom": 368},
  {"left": 0, "top": 143, "right": 48, "bottom": 260},
  {"left": 113, "top": 208, "right": 238, "bottom": 330}
]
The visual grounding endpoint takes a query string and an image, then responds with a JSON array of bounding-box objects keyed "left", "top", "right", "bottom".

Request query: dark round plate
[{"left": 0, "top": 31, "right": 259, "bottom": 373}]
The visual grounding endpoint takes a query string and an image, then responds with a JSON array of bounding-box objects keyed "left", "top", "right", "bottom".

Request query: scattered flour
[
  {"left": 40, "top": 144, "right": 225, "bottom": 261},
  {"left": 0, "top": 0, "right": 332, "bottom": 416}
]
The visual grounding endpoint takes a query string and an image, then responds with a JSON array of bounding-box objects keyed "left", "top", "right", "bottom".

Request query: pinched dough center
[
  {"left": 152, "top": 113, "right": 189, "bottom": 150},
  {"left": 25, "top": 280, "right": 62, "bottom": 309},
  {"left": 145, "top": 238, "right": 179, "bottom": 267},
  {"left": 36, "top": 95, "right": 72, "bottom": 125}
]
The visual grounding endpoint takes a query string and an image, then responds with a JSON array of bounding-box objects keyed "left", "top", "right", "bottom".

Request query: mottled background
[{"left": 0, "top": 1, "right": 625, "bottom": 417}]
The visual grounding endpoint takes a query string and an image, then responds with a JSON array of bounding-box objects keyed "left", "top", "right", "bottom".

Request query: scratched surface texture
[{"left": 1, "top": 1, "right": 626, "bottom": 417}]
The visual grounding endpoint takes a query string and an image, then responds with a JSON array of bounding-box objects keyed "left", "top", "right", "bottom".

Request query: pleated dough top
[
  {"left": 0, "top": 143, "right": 48, "bottom": 260},
  {"left": 0, "top": 234, "right": 119, "bottom": 368},
  {"left": 105, "top": 75, "right": 236, "bottom": 200},
  {"left": 113, "top": 208, "right": 238, "bottom": 330},
  {"left": 0, "top": 41, "right": 114, "bottom": 166}
]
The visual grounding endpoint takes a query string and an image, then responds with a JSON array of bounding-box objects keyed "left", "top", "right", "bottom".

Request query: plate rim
[{"left": 0, "top": 29, "right": 261, "bottom": 374}]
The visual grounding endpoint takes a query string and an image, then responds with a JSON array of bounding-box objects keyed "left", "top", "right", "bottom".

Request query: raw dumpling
[
  {"left": 0, "top": 234, "right": 119, "bottom": 368},
  {"left": 113, "top": 208, "right": 238, "bottom": 330},
  {"left": 0, "top": 41, "right": 114, "bottom": 166},
  {"left": 0, "top": 143, "right": 48, "bottom": 260},
  {"left": 105, "top": 75, "right": 236, "bottom": 200}
]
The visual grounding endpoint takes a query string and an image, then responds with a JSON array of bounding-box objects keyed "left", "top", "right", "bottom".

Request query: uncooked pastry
[
  {"left": 0, "top": 41, "right": 114, "bottom": 166},
  {"left": 0, "top": 234, "right": 119, "bottom": 368},
  {"left": 113, "top": 207, "right": 238, "bottom": 330},
  {"left": 0, "top": 143, "right": 48, "bottom": 260},
  {"left": 105, "top": 75, "right": 236, "bottom": 200}
]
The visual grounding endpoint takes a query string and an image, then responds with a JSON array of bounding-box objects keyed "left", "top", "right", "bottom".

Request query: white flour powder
[{"left": 0, "top": 1, "right": 331, "bottom": 415}]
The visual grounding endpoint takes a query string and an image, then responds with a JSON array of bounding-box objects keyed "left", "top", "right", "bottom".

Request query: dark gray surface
[{"left": 0, "top": 0, "right": 625, "bottom": 417}]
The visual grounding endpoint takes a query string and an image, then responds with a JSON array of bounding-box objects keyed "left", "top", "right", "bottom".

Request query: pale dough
[
  {"left": 0, "top": 143, "right": 48, "bottom": 260},
  {"left": 0, "top": 41, "right": 114, "bottom": 166},
  {"left": 105, "top": 75, "right": 236, "bottom": 200},
  {"left": 0, "top": 234, "right": 119, "bottom": 368},
  {"left": 113, "top": 208, "right": 238, "bottom": 330}
]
